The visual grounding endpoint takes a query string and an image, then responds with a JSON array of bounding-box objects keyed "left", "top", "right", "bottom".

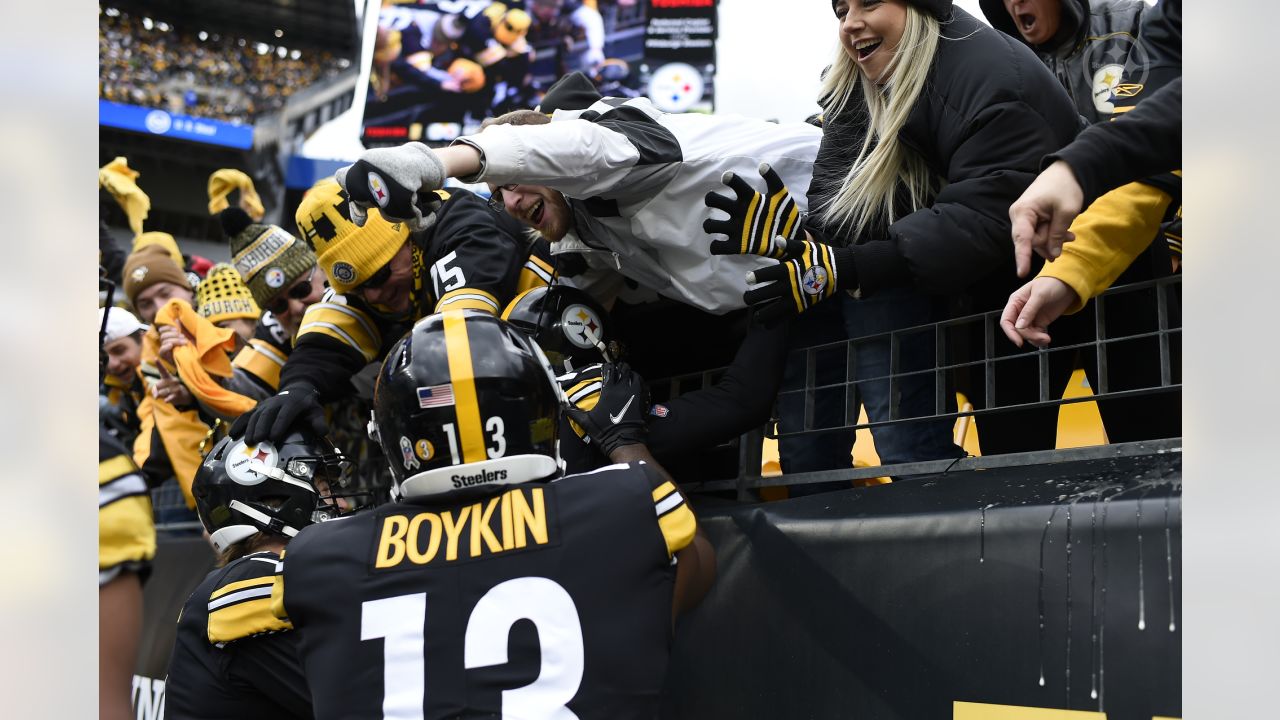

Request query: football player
[
  {"left": 163, "top": 431, "right": 358, "bottom": 719},
  {"left": 231, "top": 178, "right": 557, "bottom": 447},
  {"left": 270, "top": 310, "right": 715, "bottom": 719},
  {"left": 503, "top": 284, "right": 790, "bottom": 475}
]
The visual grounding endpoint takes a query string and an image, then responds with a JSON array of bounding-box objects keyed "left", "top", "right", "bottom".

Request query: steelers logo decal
[
  {"left": 801, "top": 266, "right": 828, "bottom": 296},
  {"left": 226, "top": 440, "right": 280, "bottom": 486},
  {"left": 265, "top": 267, "right": 286, "bottom": 288},
  {"left": 561, "top": 304, "right": 604, "bottom": 349},
  {"left": 1091, "top": 64, "right": 1126, "bottom": 114},
  {"left": 368, "top": 171, "right": 390, "bottom": 208},
  {"left": 414, "top": 439, "right": 434, "bottom": 461},
  {"left": 332, "top": 262, "right": 358, "bottom": 285},
  {"left": 131, "top": 266, "right": 149, "bottom": 282}
]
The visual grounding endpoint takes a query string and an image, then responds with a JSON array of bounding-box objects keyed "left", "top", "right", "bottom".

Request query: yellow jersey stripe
[
  {"left": 99, "top": 495, "right": 156, "bottom": 570},
  {"left": 436, "top": 288, "right": 500, "bottom": 314},
  {"left": 209, "top": 575, "right": 275, "bottom": 601},
  {"left": 232, "top": 343, "right": 285, "bottom": 391},
  {"left": 442, "top": 311, "right": 488, "bottom": 463},
  {"left": 651, "top": 480, "right": 696, "bottom": 557},
  {"left": 207, "top": 597, "right": 293, "bottom": 644},
  {"left": 99, "top": 454, "right": 137, "bottom": 485},
  {"left": 297, "top": 302, "right": 381, "bottom": 358},
  {"left": 525, "top": 255, "right": 555, "bottom": 282}
]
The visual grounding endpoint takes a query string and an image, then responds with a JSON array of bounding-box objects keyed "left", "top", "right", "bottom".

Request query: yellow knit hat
[
  {"left": 196, "top": 263, "right": 261, "bottom": 324},
  {"left": 294, "top": 178, "right": 409, "bottom": 294},
  {"left": 132, "top": 231, "right": 185, "bottom": 269}
]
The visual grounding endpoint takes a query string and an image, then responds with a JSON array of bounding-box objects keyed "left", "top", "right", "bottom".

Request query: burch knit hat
[
  {"left": 294, "top": 178, "right": 409, "bottom": 294},
  {"left": 831, "top": 0, "right": 952, "bottom": 20},
  {"left": 196, "top": 263, "right": 261, "bottom": 324},
  {"left": 221, "top": 207, "right": 318, "bottom": 307},
  {"left": 122, "top": 244, "right": 192, "bottom": 307}
]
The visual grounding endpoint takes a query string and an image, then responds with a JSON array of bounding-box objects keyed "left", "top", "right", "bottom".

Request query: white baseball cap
[{"left": 99, "top": 307, "right": 148, "bottom": 343}]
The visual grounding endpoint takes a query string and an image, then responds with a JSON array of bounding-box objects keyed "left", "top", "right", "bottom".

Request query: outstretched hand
[
  {"left": 1009, "top": 160, "right": 1085, "bottom": 278},
  {"left": 703, "top": 163, "right": 803, "bottom": 259},
  {"left": 999, "top": 276, "right": 1081, "bottom": 348}
]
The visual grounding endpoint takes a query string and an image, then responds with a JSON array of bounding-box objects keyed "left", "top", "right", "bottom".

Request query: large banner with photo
[{"left": 361, "top": 0, "right": 718, "bottom": 147}]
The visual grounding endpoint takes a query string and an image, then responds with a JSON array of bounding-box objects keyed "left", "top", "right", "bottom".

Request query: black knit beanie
[{"left": 832, "top": 0, "right": 953, "bottom": 20}]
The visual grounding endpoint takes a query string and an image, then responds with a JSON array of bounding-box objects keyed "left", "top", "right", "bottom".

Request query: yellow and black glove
[
  {"left": 703, "top": 163, "right": 803, "bottom": 259},
  {"left": 745, "top": 237, "right": 857, "bottom": 326}
]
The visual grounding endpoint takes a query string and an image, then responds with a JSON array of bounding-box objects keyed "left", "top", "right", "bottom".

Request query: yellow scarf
[
  {"left": 99, "top": 157, "right": 151, "bottom": 236},
  {"left": 153, "top": 300, "right": 258, "bottom": 418},
  {"left": 208, "top": 168, "right": 265, "bottom": 220}
]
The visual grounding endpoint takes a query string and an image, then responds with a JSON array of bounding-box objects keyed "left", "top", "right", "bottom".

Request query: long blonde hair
[{"left": 817, "top": 6, "right": 941, "bottom": 237}]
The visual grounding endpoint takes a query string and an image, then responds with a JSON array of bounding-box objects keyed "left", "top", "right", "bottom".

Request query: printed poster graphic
[{"left": 361, "top": 1, "right": 718, "bottom": 147}]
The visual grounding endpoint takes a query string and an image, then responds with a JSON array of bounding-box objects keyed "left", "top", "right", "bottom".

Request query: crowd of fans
[
  {"left": 99, "top": 6, "right": 350, "bottom": 123},
  {"left": 98, "top": 0, "right": 1182, "bottom": 717}
]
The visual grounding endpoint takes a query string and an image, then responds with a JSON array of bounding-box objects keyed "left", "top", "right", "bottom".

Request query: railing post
[
  {"left": 889, "top": 331, "right": 901, "bottom": 420},
  {"left": 984, "top": 315, "right": 996, "bottom": 410},
  {"left": 736, "top": 426, "right": 764, "bottom": 502},
  {"left": 1095, "top": 294, "right": 1109, "bottom": 394},
  {"left": 804, "top": 347, "right": 817, "bottom": 432},
  {"left": 1157, "top": 279, "right": 1172, "bottom": 387}
]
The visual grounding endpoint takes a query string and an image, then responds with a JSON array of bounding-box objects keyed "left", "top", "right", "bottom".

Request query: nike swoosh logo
[{"left": 609, "top": 395, "right": 635, "bottom": 425}]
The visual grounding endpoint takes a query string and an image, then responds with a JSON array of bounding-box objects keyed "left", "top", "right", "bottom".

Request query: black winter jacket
[{"left": 806, "top": 7, "right": 1079, "bottom": 298}]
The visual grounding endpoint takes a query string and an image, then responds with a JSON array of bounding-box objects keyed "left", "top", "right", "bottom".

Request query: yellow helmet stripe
[{"left": 442, "top": 311, "right": 488, "bottom": 463}]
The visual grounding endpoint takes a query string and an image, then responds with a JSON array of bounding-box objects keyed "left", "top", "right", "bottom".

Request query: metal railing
[
  {"left": 150, "top": 276, "right": 1181, "bottom": 529},
  {"left": 656, "top": 276, "right": 1183, "bottom": 497}
]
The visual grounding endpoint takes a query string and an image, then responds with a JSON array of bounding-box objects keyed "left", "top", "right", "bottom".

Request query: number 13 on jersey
[{"left": 361, "top": 577, "right": 585, "bottom": 719}]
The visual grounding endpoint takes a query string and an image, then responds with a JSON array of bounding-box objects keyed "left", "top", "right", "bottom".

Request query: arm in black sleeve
[
  {"left": 226, "top": 634, "right": 314, "bottom": 719},
  {"left": 1048, "top": 78, "right": 1182, "bottom": 207},
  {"left": 277, "top": 334, "right": 363, "bottom": 402},
  {"left": 647, "top": 319, "right": 791, "bottom": 461},
  {"left": 844, "top": 100, "right": 1066, "bottom": 297}
]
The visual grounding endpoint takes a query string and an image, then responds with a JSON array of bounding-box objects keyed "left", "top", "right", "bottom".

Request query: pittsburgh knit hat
[
  {"left": 132, "top": 231, "right": 185, "bottom": 269},
  {"left": 831, "top": 0, "right": 952, "bottom": 20},
  {"left": 294, "top": 178, "right": 410, "bottom": 294},
  {"left": 221, "top": 207, "right": 318, "bottom": 307},
  {"left": 99, "top": 307, "right": 148, "bottom": 343},
  {"left": 196, "top": 263, "right": 261, "bottom": 324},
  {"left": 122, "top": 244, "right": 192, "bottom": 307}
]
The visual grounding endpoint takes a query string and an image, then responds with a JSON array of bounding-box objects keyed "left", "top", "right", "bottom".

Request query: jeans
[{"left": 841, "top": 289, "right": 964, "bottom": 466}]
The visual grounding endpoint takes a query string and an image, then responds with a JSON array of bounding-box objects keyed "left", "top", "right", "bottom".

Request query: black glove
[
  {"left": 335, "top": 142, "right": 447, "bottom": 232},
  {"left": 229, "top": 384, "right": 327, "bottom": 445},
  {"left": 563, "top": 362, "right": 649, "bottom": 457},
  {"left": 745, "top": 237, "right": 857, "bottom": 327},
  {"left": 703, "top": 163, "right": 803, "bottom": 259}
]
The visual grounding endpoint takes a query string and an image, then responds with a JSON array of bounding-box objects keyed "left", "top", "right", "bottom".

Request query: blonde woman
[{"left": 705, "top": 0, "right": 1079, "bottom": 466}]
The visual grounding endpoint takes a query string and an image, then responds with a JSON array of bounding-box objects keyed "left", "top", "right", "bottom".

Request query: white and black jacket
[{"left": 454, "top": 92, "right": 822, "bottom": 314}]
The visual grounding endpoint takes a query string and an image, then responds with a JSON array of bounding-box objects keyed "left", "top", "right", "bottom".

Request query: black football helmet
[
  {"left": 501, "top": 284, "right": 612, "bottom": 373},
  {"left": 370, "top": 310, "right": 565, "bottom": 498},
  {"left": 193, "top": 431, "right": 353, "bottom": 553}
]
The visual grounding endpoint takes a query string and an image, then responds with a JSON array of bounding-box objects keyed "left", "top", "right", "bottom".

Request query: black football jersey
[
  {"left": 285, "top": 190, "right": 557, "bottom": 394},
  {"left": 273, "top": 461, "right": 697, "bottom": 719},
  {"left": 165, "top": 551, "right": 311, "bottom": 720}
]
